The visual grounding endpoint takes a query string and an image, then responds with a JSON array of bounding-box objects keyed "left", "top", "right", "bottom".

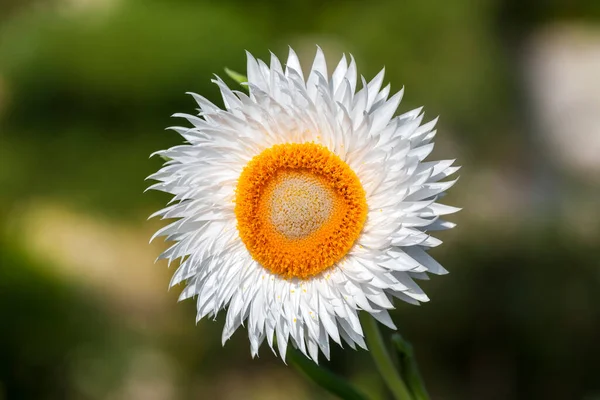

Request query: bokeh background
[{"left": 1, "top": 0, "right": 600, "bottom": 399}]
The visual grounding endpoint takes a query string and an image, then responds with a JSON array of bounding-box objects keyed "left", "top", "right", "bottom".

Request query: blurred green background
[{"left": 1, "top": 0, "right": 600, "bottom": 399}]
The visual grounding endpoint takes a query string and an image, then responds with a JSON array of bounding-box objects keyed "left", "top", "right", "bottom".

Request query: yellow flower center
[{"left": 235, "top": 142, "right": 368, "bottom": 279}]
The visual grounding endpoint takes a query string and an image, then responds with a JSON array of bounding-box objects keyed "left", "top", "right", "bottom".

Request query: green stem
[
  {"left": 288, "top": 348, "right": 370, "bottom": 400},
  {"left": 360, "top": 313, "right": 413, "bottom": 400},
  {"left": 392, "top": 334, "right": 430, "bottom": 400}
]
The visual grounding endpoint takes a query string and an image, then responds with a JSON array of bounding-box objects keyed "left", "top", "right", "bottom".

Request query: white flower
[{"left": 148, "top": 47, "right": 459, "bottom": 363}]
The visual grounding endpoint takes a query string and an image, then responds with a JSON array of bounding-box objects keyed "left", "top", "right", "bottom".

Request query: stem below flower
[
  {"left": 361, "top": 313, "right": 413, "bottom": 400},
  {"left": 288, "top": 348, "right": 370, "bottom": 400},
  {"left": 391, "top": 334, "right": 430, "bottom": 400}
]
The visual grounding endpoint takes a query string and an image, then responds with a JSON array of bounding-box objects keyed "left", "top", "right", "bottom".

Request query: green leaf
[
  {"left": 391, "top": 334, "right": 430, "bottom": 400},
  {"left": 224, "top": 67, "right": 248, "bottom": 88},
  {"left": 287, "top": 348, "right": 370, "bottom": 400}
]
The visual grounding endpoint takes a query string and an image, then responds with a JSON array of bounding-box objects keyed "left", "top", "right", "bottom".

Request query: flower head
[{"left": 148, "top": 47, "right": 459, "bottom": 363}]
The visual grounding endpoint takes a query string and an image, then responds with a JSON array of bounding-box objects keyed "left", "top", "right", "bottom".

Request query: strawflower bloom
[{"left": 148, "top": 47, "right": 459, "bottom": 363}]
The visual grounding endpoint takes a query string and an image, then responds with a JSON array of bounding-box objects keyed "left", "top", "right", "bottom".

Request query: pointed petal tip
[
  {"left": 286, "top": 45, "right": 298, "bottom": 59},
  {"left": 419, "top": 294, "right": 431, "bottom": 302},
  {"left": 149, "top": 234, "right": 158, "bottom": 244}
]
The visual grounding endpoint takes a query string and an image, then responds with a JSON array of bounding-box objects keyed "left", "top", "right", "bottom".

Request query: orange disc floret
[{"left": 235, "top": 142, "right": 368, "bottom": 279}]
